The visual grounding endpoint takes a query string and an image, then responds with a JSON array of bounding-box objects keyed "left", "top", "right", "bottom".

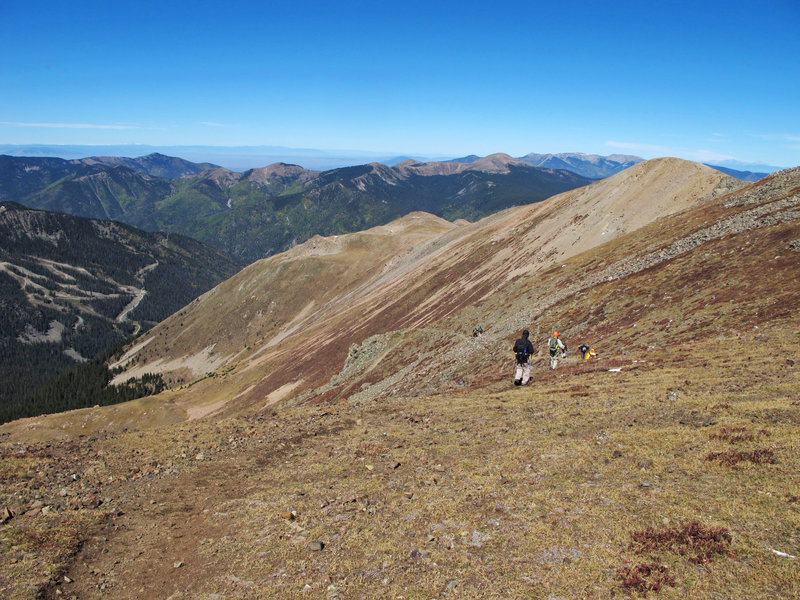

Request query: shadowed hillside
[
  {"left": 1, "top": 159, "right": 799, "bottom": 599},
  {"left": 0, "top": 202, "right": 240, "bottom": 419}
]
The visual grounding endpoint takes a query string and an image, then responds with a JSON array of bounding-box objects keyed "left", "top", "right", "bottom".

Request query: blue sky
[{"left": 1, "top": 0, "right": 799, "bottom": 168}]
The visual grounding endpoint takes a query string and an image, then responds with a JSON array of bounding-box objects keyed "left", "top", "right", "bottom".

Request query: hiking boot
[{"left": 514, "top": 379, "right": 522, "bottom": 386}]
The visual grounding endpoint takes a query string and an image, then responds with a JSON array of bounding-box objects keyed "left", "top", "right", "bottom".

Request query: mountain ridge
[
  {"left": 2, "top": 153, "right": 595, "bottom": 263},
  {"left": 704, "top": 163, "right": 769, "bottom": 181},
  {"left": 99, "top": 158, "right": 744, "bottom": 415},
  {"left": 79, "top": 152, "right": 217, "bottom": 179}
]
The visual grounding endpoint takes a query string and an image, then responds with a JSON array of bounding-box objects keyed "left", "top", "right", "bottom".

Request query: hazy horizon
[{"left": 0, "top": 142, "right": 787, "bottom": 174}]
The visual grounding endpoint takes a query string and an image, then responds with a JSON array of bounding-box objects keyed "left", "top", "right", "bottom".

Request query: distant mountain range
[
  {"left": 0, "top": 201, "right": 240, "bottom": 411},
  {"left": 1, "top": 152, "right": 596, "bottom": 264},
  {"left": 1, "top": 144, "right": 788, "bottom": 175},
  {"left": 518, "top": 152, "right": 642, "bottom": 179},
  {"left": 702, "top": 164, "right": 769, "bottom": 182},
  {"left": 0, "top": 150, "right": 772, "bottom": 266},
  {"left": 78, "top": 153, "right": 217, "bottom": 178},
  {"left": 0, "top": 144, "right": 439, "bottom": 172}
]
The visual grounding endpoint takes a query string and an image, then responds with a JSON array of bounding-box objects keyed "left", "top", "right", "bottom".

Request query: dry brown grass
[{"left": 3, "top": 328, "right": 796, "bottom": 599}]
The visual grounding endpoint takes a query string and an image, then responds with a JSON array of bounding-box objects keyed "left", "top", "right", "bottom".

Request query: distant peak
[
  {"left": 468, "top": 153, "right": 527, "bottom": 173},
  {"left": 449, "top": 155, "right": 481, "bottom": 164},
  {"left": 250, "top": 162, "right": 310, "bottom": 174},
  {"left": 394, "top": 159, "right": 423, "bottom": 168}
]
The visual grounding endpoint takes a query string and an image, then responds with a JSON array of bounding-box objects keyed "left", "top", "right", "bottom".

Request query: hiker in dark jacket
[
  {"left": 513, "top": 329, "right": 535, "bottom": 385},
  {"left": 579, "top": 344, "right": 597, "bottom": 360}
]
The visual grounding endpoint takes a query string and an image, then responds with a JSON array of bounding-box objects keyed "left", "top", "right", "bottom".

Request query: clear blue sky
[{"left": 1, "top": 0, "right": 799, "bottom": 168}]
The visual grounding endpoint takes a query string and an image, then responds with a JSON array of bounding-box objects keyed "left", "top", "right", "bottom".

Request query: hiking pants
[
  {"left": 515, "top": 361, "right": 531, "bottom": 384},
  {"left": 550, "top": 354, "right": 560, "bottom": 370}
]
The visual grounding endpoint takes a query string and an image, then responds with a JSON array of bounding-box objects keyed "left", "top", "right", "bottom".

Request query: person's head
[
  {"left": 522, "top": 329, "right": 529, "bottom": 338},
  {"left": 553, "top": 331, "right": 559, "bottom": 338}
]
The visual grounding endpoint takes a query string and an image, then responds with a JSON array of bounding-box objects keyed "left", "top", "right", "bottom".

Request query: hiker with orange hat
[{"left": 548, "top": 331, "right": 567, "bottom": 370}]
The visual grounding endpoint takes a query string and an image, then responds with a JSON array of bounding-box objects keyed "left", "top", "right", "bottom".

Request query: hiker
[
  {"left": 512, "top": 329, "right": 535, "bottom": 385},
  {"left": 579, "top": 344, "right": 597, "bottom": 360},
  {"left": 548, "top": 331, "right": 567, "bottom": 370}
]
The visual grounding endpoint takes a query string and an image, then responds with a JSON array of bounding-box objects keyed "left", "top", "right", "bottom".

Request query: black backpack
[{"left": 515, "top": 342, "right": 529, "bottom": 364}]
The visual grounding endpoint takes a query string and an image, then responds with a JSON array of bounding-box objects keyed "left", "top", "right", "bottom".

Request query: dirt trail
[
  {"left": 46, "top": 414, "right": 353, "bottom": 600},
  {"left": 50, "top": 454, "right": 258, "bottom": 599}
]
